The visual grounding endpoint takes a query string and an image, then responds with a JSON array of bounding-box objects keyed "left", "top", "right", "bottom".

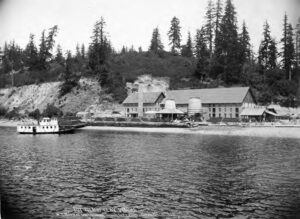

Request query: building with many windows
[
  {"left": 122, "top": 87, "right": 256, "bottom": 119},
  {"left": 123, "top": 92, "right": 165, "bottom": 117}
]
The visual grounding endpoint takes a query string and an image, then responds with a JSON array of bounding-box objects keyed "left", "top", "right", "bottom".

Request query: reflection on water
[{"left": 0, "top": 127, "right": 300, "bottom": 218}]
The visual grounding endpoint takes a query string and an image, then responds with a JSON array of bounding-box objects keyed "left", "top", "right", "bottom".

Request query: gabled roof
[
  {"left": 123, "top": 92, "right": 164, "bottom": 104},
  {"left": 240, "top": 108, "right": 265, "bottom": 116},
  {"left": 163, "top": 87, "right": 251, "bottom": 104}
]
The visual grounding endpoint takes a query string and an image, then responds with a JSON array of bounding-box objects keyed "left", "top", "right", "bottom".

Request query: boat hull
[{"left": 18, "top": 128, "right": 75, "bottom": 134}]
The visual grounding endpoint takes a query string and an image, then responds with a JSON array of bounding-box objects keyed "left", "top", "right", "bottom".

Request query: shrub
[
  {"left": 104, "top": 117, "right": 115, "bottom": 122},
  {"left": 59, "top": 80, "right": 78, "bottom": 97},
  {"left": 28, "top": 109, "right": 41, "bottom": 120},
  {"left": 94, "top": 117, "right": 104, "bottom": 121},
  {"left": 105, "top": 72, "right": 127, "bottom": 103},
  {"left": 0, "top": 105, "right": 8, "bottom": 116},
  {"left": 116, "top": 117, "right": 127, "bottom": 122},
  {"left": 131, "top": 118, "right": 142, "bottom": 122},
  {"left": 5, "top": 109, "right": 20, "bottom": 119},
  {"left": 150, "top": 118, "right": 160, "bottom": 122},
  {"left": 42, "top": 104, "right": 63, "bottom": 118},
  {"left": 64, "top": 112, "right": 76, "bottom": 117}
]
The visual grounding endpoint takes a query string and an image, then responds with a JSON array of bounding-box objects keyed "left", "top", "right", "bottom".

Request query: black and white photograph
[{"left": 0, "top": 0, "right": 300, "bottom": 218}]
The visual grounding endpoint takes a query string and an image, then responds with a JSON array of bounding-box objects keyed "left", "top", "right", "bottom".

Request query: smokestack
[{"left": 138, "top": 84, "right": 144, "bottom": 117}]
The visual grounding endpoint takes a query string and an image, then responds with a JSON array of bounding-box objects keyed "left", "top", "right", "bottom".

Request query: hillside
[
  {"left": 0, "top": 78, "right": 104, "bottom": 114},
  {"left": 0, "top": 52, "right": 299, "bottom": 111},
  {"left": 110, "top": 52, "right": 196, "bottom": 83},
  {"left": 0, "top": 75, "right": 170, "bottom": 116}
]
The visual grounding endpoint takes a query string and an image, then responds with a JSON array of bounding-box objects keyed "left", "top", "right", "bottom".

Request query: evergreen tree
[
  {"left": 24, "top": 34, "right": 38, "bottom": 69},
  {"left": 2, "top": 42, "right": 11, "bottom": 73},
  {"left": 149, "top": 27, "right": 164, "bottom": 54},
  {"left": 2, "top": 41, "right": 23, "bottom": 73},
  {"left": 59, "top": 50, "right": 79, "bottom": 97},
  {"left": 38, "top": 26, "right": 58, "bottom": 69},
  {"left": 268, "top": 38, "right": 278, "bottom": 69},
  {"left": 213, "top": 0, "right": 240, "bottom": 84},
  {"left": 168, "top": 16, "right": 181, "bottom": 55},
  {"left": 204, "top": 0, "right": 215, "bottom": 56},
  {"left": 88, "top": 17, "right": 111, "bottom": 86},
  {"left": 214, "top": 0, "right": 223, "bottom": 44},
  {"left": 258, "top": 21, "right": 275, "bottom": 71},
  {"left": 181, "top": 32, "right": 193, "bottom": 57},
  {"left": 121, "top": 46, "right": 127, "bottom": 54},
  {"left": 45, "top": 25, "right": 58, "bottom": 58},
  {"left": 296, "top": 18, "right": 300, "bottom": 68},
  {"left": 239, "top": 21, "right": 251, "bottom": 63},
  {"left": 38, "top": 30, "right": 47, "bottom": 69},
  {"left": 63, "top": 51, "right": 73, "bottom": 81},
  {"left": 75, "top": 43, "right": 81, "bottom": 59},
  {"left": 194, "top": 28, "right": 210, "bottom": 80},
  {"left": 55, "top": 44, "right": 64, "bottom": 65},
  {"left": 280, "top": 13, "right": 295, "bottom": 80},
  {"left": 81, "top": 44, "right": 86, "bottom": 59}
]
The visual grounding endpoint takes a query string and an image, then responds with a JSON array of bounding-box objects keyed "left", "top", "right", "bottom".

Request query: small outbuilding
[{"left": 240, "top": 107, "right": 277, "bottom": 122}]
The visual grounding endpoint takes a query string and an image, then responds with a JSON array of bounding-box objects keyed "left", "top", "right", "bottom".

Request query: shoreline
[
  {"left": 1, "top": 120, "right": 300, "bottom": 139},
  {"left": 80, "top": 125, "right": 300, "bottom": 139},
  {"left": 0, "top": 120, "right": 18, "bottom": 127}
]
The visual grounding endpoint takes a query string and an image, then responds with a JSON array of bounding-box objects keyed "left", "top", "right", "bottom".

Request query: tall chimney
[{"left": 138, "top": 84, "right": 144, "bottom": 117}]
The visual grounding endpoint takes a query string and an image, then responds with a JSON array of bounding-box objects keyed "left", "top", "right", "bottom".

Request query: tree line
[
  {"left": 148, "top": 0, "right": 299, "bottom": 106},
  {"left": 0, "top": 0, "right": 299, "bottom": 106}
]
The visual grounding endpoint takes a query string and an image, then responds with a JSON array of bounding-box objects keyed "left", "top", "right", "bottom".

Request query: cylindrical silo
[
  {"left": 165, "top": 99, "right": 176, "bottom": 109},
  {"left": 188, "top": 97, "right": 202, "bottom": 116}
]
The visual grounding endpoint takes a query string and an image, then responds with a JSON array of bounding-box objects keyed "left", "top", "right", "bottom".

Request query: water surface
[{"left": 0, "top": 126, "right": 300, "bottom": 218}]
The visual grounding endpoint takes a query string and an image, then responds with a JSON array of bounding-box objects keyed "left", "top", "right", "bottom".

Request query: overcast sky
[{"left": 0, "top": 0, "right": 299, "bottom": 54}]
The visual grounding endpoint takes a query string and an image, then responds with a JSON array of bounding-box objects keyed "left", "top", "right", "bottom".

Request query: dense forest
[{"left": 0, "top": 0, "right": 299, "bottom": 107}]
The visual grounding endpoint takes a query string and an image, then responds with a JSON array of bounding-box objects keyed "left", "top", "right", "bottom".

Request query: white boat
[{"left": 17, "top": 117, "right": 75, "bottom": 134}]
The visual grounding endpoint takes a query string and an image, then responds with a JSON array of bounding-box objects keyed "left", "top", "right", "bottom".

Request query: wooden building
[
  {"left": 123, "top": 92, "right": 165, "bottom": 117},
  {"left": 122, "top": 87, "right": 256, "bottom": 119}
]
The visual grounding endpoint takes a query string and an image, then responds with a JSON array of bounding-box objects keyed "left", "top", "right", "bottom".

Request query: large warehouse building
[{"left": 122, "top": 87, "right": 256, "bottom": 119}]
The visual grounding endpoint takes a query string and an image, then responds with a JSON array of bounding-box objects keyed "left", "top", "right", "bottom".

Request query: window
[
  {"left": 219, "top": 113, "right": 221, "bottom": 118},
  {"left": 230, "top": 114, "right": 232, "bottom": 118},
  {"left": 209, "top": 114, "right": 211, "bottom": 117},
  {"left": 224, "top": 107, "right": 227, "bottom": 112},
  {"left": 235, "top": 108, "right": 239, "bottom": 113},
  {"left": 236, "top": 113, "right": 239, "bottom": 118},
  {"left": 50, "top": 126, "right": 52, "bottom": 128},
  {"left": 127, "top": 108, "right": 129, "bottom": 112},
  {"left": 230, "top": 108, "right": 232, "bottom": 112},
  {"left": 213, "top": 113, "right": 216, "bottom": 118}
]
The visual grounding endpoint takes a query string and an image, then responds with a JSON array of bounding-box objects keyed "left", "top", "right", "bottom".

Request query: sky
[{"left": 0, "top": 0, "right": 299, "bottom": 54}]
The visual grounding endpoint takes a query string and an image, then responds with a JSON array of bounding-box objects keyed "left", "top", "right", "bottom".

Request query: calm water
[{"left": 0, "top": 126, "right": 300, "bottom": 219}]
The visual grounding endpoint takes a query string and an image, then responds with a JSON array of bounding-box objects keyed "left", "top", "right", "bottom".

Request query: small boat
[{"left": 17, "top": 117, "right": 75, "bottom": 134}]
